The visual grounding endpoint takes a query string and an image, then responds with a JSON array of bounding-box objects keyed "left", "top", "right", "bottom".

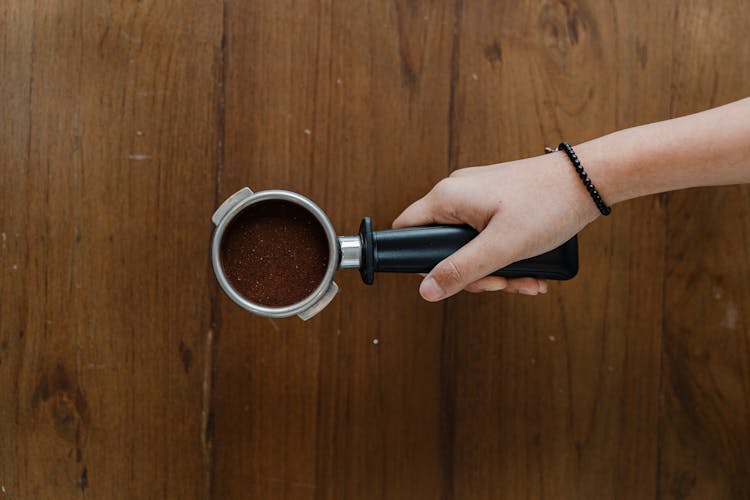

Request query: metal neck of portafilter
[
  {"left": 337, "top": 235, "right": 362, "bottom": 270},
  {"left": 212, "top": 187, "right": 579, "bottom": 321}
]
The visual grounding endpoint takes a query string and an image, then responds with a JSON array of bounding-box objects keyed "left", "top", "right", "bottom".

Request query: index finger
[{"left": 392, "top": 197, "right": 438, "bottom": 228}]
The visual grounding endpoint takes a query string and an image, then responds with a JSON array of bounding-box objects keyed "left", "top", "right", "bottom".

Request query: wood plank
[
  {"left": 0, "top": 1, "right": 34, "bottom": 495},
  {"left": 660, "top": 1, "right": 750, "bottom": 497},
  {"left": 0, "top": 1, "right": 222, "bottom": 497},
  {"left": 213, "top": 1, "right": 455, "bottom": 498},
  {"left": 443, "top": 1, "right": 670, "bottom": 498}
]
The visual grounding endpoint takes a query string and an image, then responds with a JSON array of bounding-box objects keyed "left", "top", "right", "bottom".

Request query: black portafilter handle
[{"left": 357, "top": 217, "right": 578, "bottom": 285}]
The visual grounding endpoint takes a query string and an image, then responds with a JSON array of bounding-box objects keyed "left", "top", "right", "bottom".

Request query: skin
[{"left": 393, "top": 97, "right": 750, "bottom": 301}]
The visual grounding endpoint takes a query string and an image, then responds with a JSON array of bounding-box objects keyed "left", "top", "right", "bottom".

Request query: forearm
[{"left": 578, "top": 97, "right": 750, "bottom": 206}]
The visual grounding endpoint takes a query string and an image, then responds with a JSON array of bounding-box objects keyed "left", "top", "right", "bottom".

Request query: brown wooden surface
[{"left": 1, "top": 1, "right": 749, "bottom": 499}]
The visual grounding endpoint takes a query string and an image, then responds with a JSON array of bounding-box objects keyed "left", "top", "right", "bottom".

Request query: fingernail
[
  {"left": 539, "top": 281, "right": 549, "bottom": 294},
  {"left": 484, "top": 282, "right": 507, "bottom": 292},
  {"left": 518, "top": 289, "right": 538, "bottom": 296},
  {"left": 420, "top": 276, "right": 446, "bottom": 302}
]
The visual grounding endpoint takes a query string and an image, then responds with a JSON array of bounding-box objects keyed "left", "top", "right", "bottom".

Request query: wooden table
[{"left": 1, "top": 1, "right": 749, "bottom": 498}]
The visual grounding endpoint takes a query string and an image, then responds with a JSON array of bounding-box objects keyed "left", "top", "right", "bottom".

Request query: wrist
[
  {"left": 573, "top": 132, "right": 639, "bottom": 207},
  {"left": 574, "top": 119, "right": 702, "bottom": 206},
  {"left": 539, "top": 149, "right": 602, "bottom": 224}
]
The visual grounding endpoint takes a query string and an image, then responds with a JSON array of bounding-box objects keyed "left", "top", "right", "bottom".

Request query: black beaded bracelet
[{"left": 545, "top": 142, "right": 612, "bottom": 216}]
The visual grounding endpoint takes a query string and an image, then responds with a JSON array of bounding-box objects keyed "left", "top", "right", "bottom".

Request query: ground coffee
[{"left": 220, "top": 200, "right": 330, "bottom": 307}]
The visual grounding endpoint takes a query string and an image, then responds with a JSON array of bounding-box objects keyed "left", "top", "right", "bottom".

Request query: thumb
[{"left": 419, "top": 229, "right": 509, "bottom": 302}]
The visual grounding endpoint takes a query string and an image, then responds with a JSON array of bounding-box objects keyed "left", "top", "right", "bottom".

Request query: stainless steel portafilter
[{"left": 211, "top": 187, "right": 578, "bottom": 320}]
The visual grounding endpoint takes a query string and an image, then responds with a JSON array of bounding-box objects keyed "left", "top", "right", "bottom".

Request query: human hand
[{"left": 393, "top": 153, "right": 600, "bottom": 301}]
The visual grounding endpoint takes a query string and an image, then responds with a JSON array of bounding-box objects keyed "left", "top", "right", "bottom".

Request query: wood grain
[
  {"left": 660, "top": 2, "right": 750, "bottom": 498},
  {"left": 1, "top": 0, "right": 749, "bottom": 499},
  {"left": 0, "top": 1, "right": 222, "bottom": 498}
]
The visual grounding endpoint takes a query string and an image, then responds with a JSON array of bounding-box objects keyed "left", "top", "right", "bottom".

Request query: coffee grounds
[{"left": 220, "top": 200, "right": 330, "bottom": 307}]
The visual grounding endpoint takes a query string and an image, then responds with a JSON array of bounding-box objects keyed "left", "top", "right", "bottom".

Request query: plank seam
[
  {"left": 204, "top": 2, "right": 228, "bottom": 499},
  {"left": 440, "top": 2, "right": 462, "bottom": 499}
]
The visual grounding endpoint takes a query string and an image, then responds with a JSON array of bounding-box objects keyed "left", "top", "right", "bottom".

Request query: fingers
[
  {"left": 463, "top": 276, "right": 509, "bottom": 293},
  {"left": 394, "top": 182, "right": 491, "bottom": 232},
  {"left": 419, "top": 230, "right": 504, "bottom": 301},
  {"left": 464, "top": 277, "right": 549, "bottom": 295},
  {"left": 501, "top": 277, "right": 548, "bottom": 295},
  {"left": 395, "top": 174, "right": 481, "bottom": 230},
  {"left": 392, "top": 197, "right": 436, "bottom": 229},
  {"left": 393, "top": 179, "right": 469, "bottom": 229}
]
